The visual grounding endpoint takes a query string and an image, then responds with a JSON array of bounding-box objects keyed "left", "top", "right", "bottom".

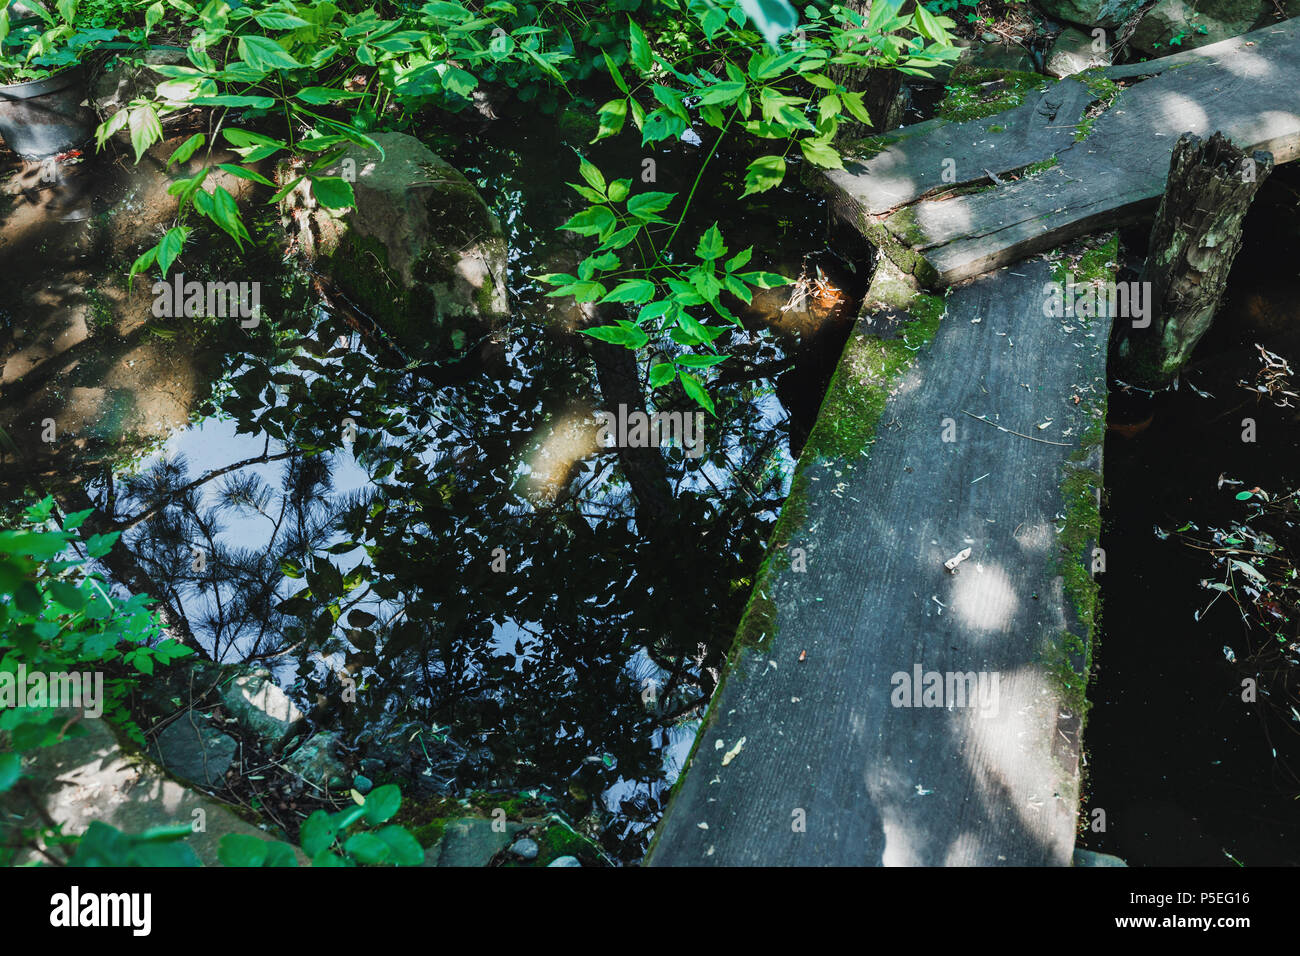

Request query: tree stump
[
  {"left": 1121, "top": 131, "right": 1274, "bottom": 386},
  {"left": 828, "top": 1, "right": 903, "bottom": 137}
]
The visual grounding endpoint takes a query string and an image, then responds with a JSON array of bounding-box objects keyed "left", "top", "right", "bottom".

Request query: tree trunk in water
[
  {"left": 587, "top": 333, "right": 675, "bottom": 527},
  {"left": 1121, "top": 131, "right": 1273, "bottom": 386}
]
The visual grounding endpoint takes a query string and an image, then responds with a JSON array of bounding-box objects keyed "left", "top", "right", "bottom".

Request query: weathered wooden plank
[
  {"left": 825, "top": 78, "right": 1092, "bottom": 217},
  {"left": 826, "top": 18, "right": 1300, "bottom": 287},
  {"left": 648, "top": 243, "right": 1110, "bottom": 866}
]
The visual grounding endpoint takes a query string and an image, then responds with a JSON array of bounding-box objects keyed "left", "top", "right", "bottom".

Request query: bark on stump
[
  {"left": 1121, "top": 131, "right": 1273, "bottom": 386},
  {"left": 828, "top": 0, "right": 903, "bottom": 137}
]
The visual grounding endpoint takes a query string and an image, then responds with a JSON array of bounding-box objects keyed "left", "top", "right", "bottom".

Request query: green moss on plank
[
  {"left": 1073, "top": 69, "right": 1124, "bottom": 143},
  {"left": 647, "top": 280, "right": 948, "bottom": 864},
  {"left": 938, "top": 67, "right": 1049, "bottom": 123}
]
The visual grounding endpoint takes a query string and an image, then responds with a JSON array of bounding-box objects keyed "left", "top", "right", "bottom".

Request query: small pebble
[
  {"left": 352, "top": 774, "right": 373, "bottom": 794},
  {"left": 510, "top": 837, "right": 539, "bottom": 860},
  {"left": 548, "top": 855, "right": 581, "bottom": 867}
]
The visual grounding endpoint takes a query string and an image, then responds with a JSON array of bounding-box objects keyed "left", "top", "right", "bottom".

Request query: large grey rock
[
  {"left": 219, "top": 669, "right": 303, "bottom": 744},
  {"left": 1130, "top": 0, "right": 1299, "bottom": 55},
  {"left": 0, "top": 712, "right": 305, "bottom": 866},
  {"left": 1046, "top": 27, "right": 1113, "bottom": 77},
  {"left": 433, "top": 816, "right": 524, "bottom": 867},
  {"left": 278, "top": 131, "right": 509, "bottom": 355},
  {"left": 1033, "top": 0, "right": 1146, "bottom": 27},
  {"left": 149, "top": 714, "right": 237, "bottom": 788}
]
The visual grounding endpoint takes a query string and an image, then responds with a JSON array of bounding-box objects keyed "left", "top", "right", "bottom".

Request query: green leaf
[
  {"left": 237, "top": 35, "right": 303, "bottom": 71},
  {"left": 192, "top": 94, "right": 277, "bottom": 108},
  {"left": 129, "top": 245, "right": 158, "bottom": 283},
  {"left": 373, "top": 826, "right": 424, "bottom": 866},
  {"left": 300, "top": 810, "right": 337, "bottom": 858},
  {"left": 649, "top": 363, "right": 677, "bottom": 388},
  {"left": 695, "top": 223, "right": 727, "bottom": 261},
  {"left": 128, "top": 104, "right": 163, "bottom": 163},
  {"left": 0, "top": 751, "right": 20, "bottom": 793},
  {"left": 698, "top": 80, "right": 746, "bottom": 106},
  {"left": 156, "top": 226, "right": 190, "bottom": 275},
  {"left": 255, "top": 11, "right": 311, "bottom": 30},
  {"left": 167, "top": 133, "right": 205, "bottom": 168},
  {"left": 558, "top": 205, "right": 616, "bottom": 237},
  {"left": 1235, "top": 491, "right": 1254, "bottom": 500},
  {"left": 262, "top": 842, "right": 298, "bottom": 867},
  {"left": 208, "top": 186, "right": 251, "bottom": 247},
  {"left": 217, "top": 164, "right": 276, "bottom": 187},
  {"left": 592, "top": 98, "right": 628, "bottom": 143},
  {"left": 607, "top": 178, "right": 632, "bottom": 203},
  {"left": 840, "top": 89, "right": 872, "bottom": 126},
  {"left": 362, "top": 784, "right": 401, "bottom": 824},
  {"left": 309, "top": 176, "right": 356, "bottom": 209},
  {"left": 343, "top": 831, "right": 390, "bottom": 864},
  {"left": 601, "top": 279, "right": 657, "bottom": 304},
  {"left": 218, "top": 833, "right": 270, "bottom": 867},
  {"left": 47, "top": 579, "right": 85, "bottom": 610},
  {"left": 582, "top": 324, "right": 648, "bottom": 348},
  {"left": 602, "top": 50, "right": 629, "bottom": 94},
  {"left": 627, "top": 16, "right": 651, "bottom": 72},
  {"left": 741, "top": 155, "right": 786, "bottom": 197},
  {"left": 626, "top": 191, "right": 675, "bottom": 220},
  {"left": 294, "top": 86, "right": 363, "bottom": 104},
  {"left": 577, "top": 155, "right": 606, "bottom": 194},
  {"left": 84, "top": 532, "right": 121, "bottom": 558},
  {"left": 679, "top": 372, "right": 718, "bottom": 416},
  {"left": 799, "top": 138, "right": 844, "bottom": 169},
  {"left": 144, "top": 1, "right": 164, "bottom": 35},
  {"left": 677, "top": 354, "right": 730, "bottom": 368}
]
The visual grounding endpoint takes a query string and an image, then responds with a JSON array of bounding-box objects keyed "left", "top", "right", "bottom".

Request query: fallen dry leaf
[{"left": 944, "top": 547, "right": 972, "bottom": 572}]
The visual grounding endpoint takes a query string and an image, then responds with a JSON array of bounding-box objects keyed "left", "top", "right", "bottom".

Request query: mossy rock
[{"left": 279, "top": 131, "right": 509, "bottom": 357}]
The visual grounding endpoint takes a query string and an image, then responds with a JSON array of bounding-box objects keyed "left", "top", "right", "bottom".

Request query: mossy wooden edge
[
  {"left": 1043, "top": 234, "right": 1116, "bottom": 737},
  {"left": 644, "top": 259, "right": 947, "bottom": 863}
]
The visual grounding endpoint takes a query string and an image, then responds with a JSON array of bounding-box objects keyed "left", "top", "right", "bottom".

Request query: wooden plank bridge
[
  {"left": 825, "top": 18, "right": 1300, "bottom": 288},
  {"left": 648, "top": 18, "right": 1300, "bottom": 866}
]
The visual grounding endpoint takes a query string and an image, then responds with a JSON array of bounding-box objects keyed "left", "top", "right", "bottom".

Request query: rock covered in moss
[
  {"left": 1033, "top": 0, "right": 1147, "bottom": 28},
  {"left": 1129, "top": 0, "right": 1298, "bottom": 55},
  {"left": 278, "top": 131, "right": 508, "bottom": 356}
]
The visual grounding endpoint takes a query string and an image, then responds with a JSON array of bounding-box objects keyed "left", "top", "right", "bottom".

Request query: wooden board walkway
[
  {"left": 824, "top": 19, "right": 1300, "bottom": 287},
  {"left": 649, "top": 244, "right": 1112, "bottom": 866}
]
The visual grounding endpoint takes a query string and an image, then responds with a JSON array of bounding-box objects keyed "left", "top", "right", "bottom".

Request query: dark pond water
[
  {"left": 0, "top": 108, "right": 871, "bottom": 863},
  {"left": 1080, "top": 167, "right": 1300, "bottom": 866}
]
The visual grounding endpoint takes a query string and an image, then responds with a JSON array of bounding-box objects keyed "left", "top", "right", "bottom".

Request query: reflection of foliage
[
  {"left": 0, "top": 497, "right": 192, "bottom": 865},
  {"left": 1175, "top": 485, "right": 1300, "bottom": 773},
  {"left": 91, "top": 450, "right": 371, "bottom": 664}
]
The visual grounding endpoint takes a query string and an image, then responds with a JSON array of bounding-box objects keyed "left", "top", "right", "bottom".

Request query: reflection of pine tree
[{"left": 89, "top": 450, "right": 370, "bottom": 664}]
